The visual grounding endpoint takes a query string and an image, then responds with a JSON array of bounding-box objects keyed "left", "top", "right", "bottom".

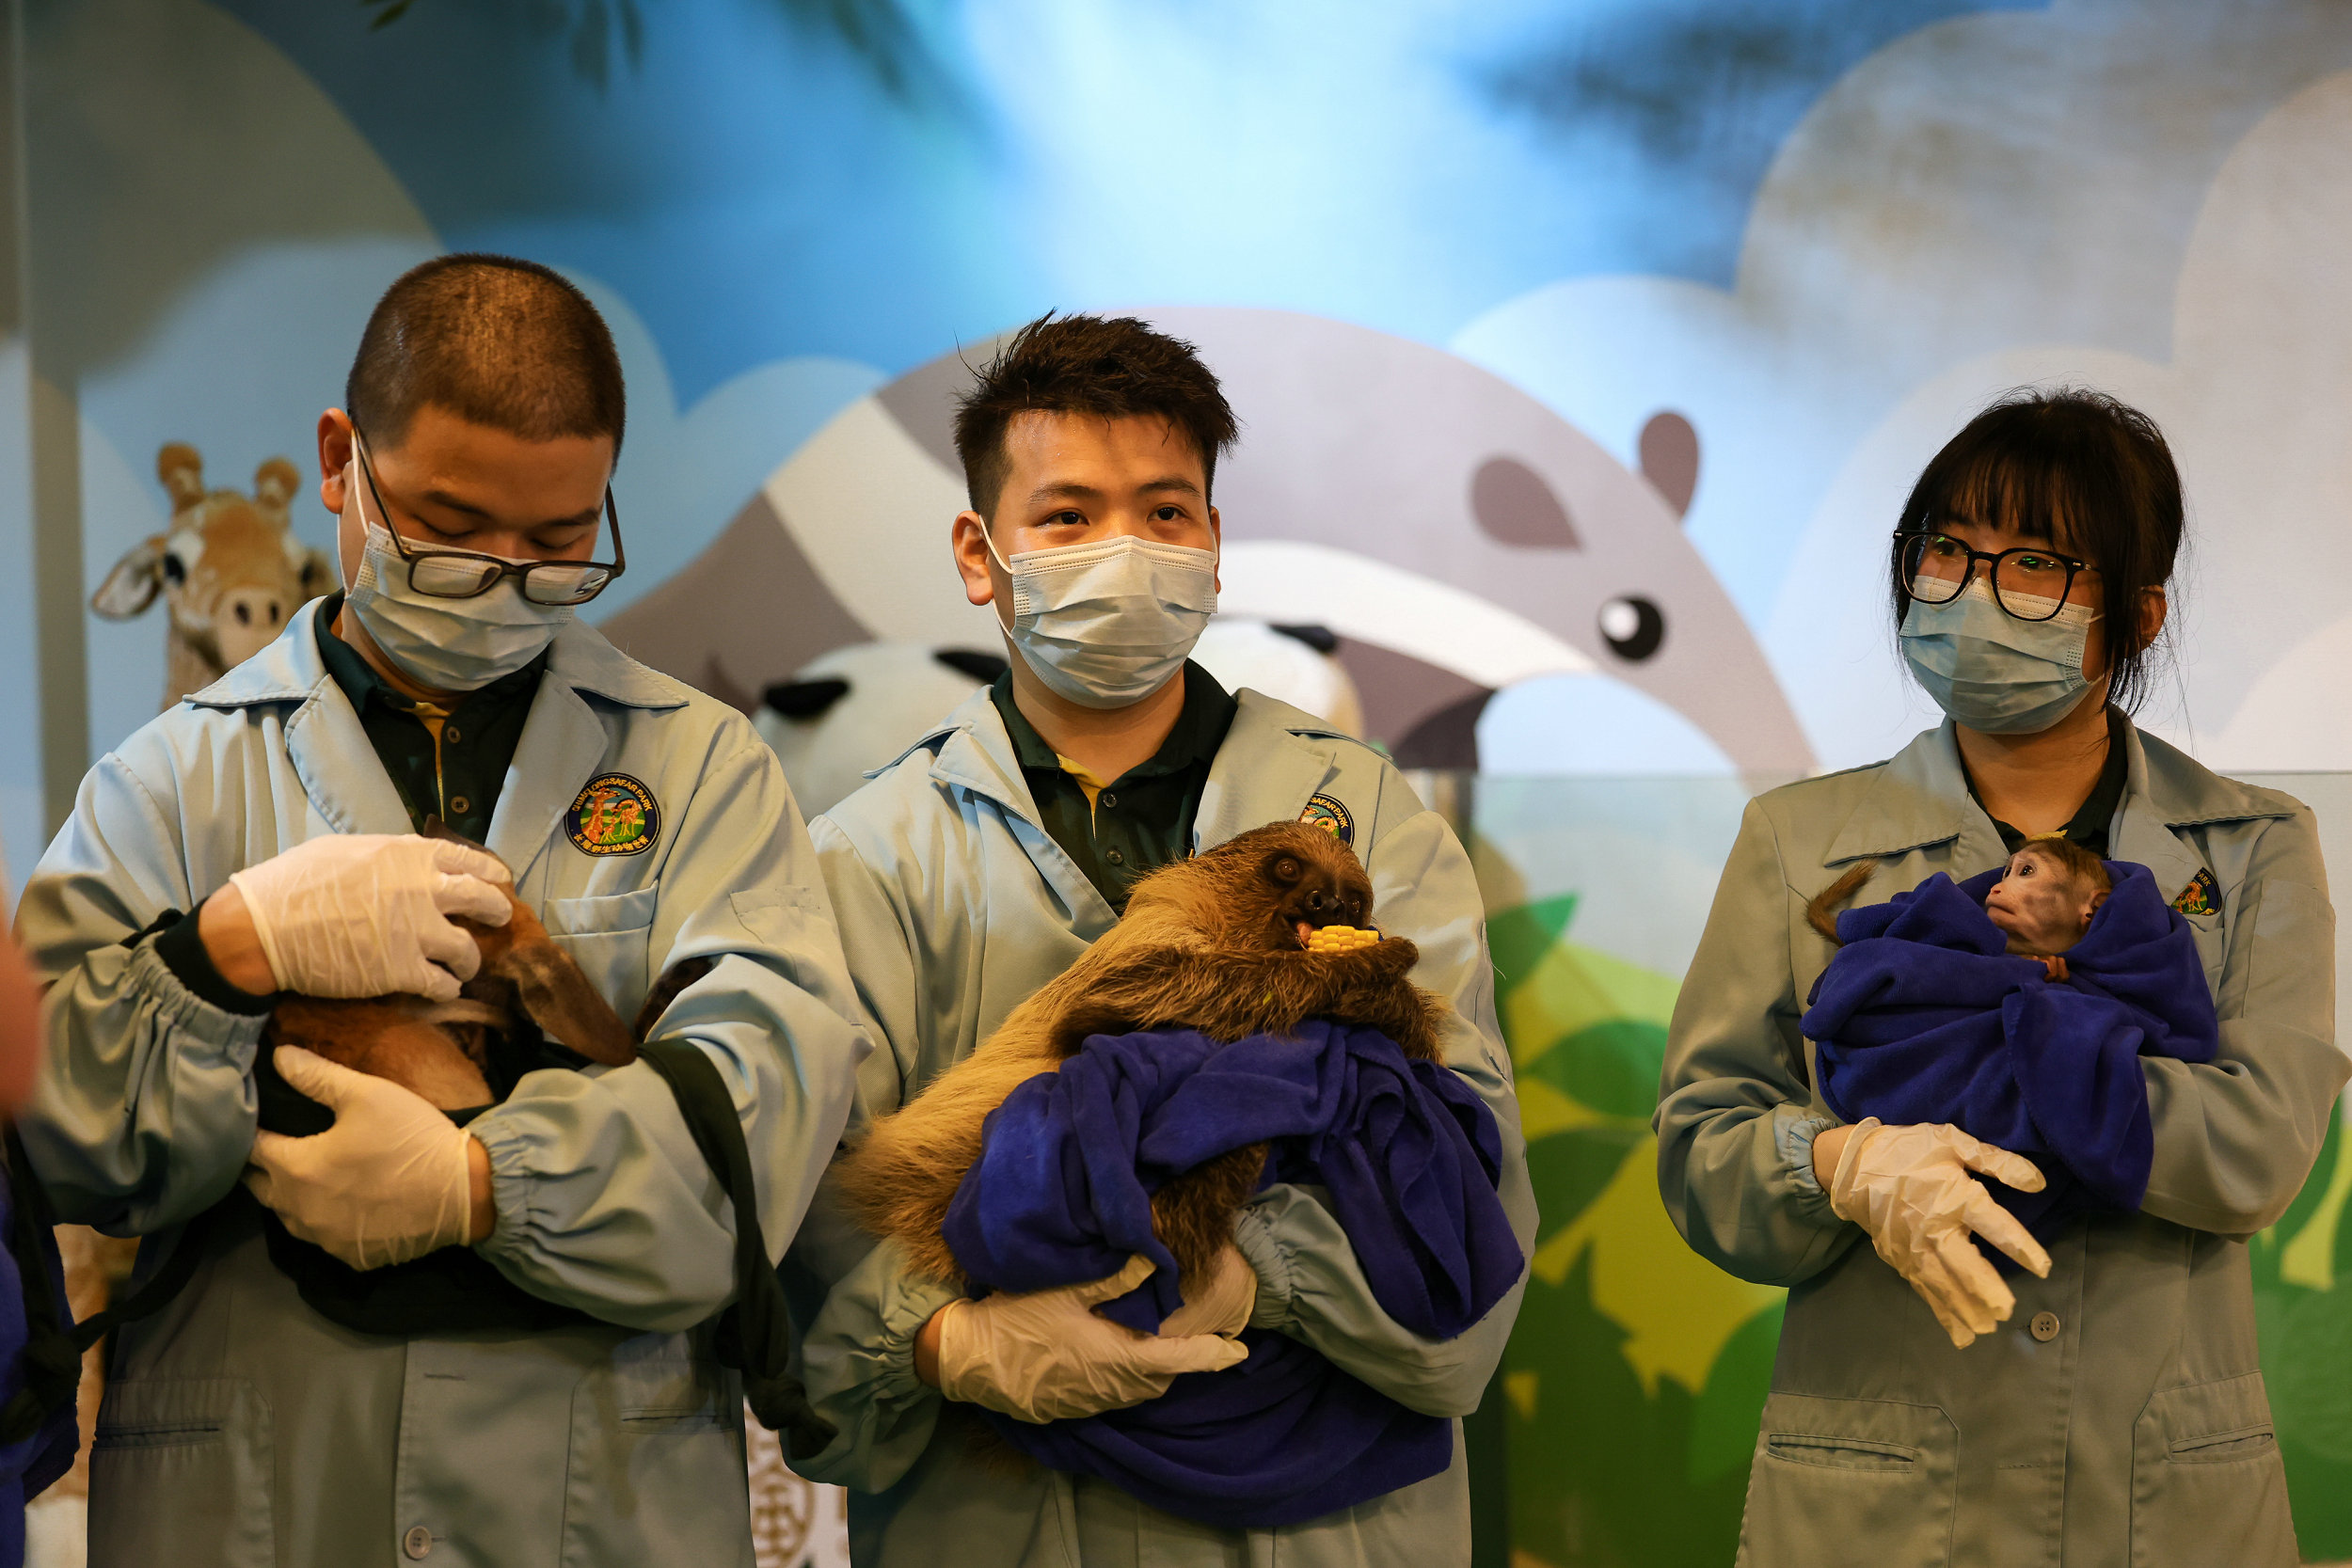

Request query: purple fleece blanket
[
  {"left": 1802, "top": 861, "right": 2217, "bottom": 1239},
  {"left": 0, "top": 1166, "right": 78, "bottom": 1568},
  {"left": 939, "top": 1019, "right": 1521, "bottom": 1528}
]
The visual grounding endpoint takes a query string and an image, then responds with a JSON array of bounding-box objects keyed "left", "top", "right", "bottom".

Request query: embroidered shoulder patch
[
  {"left": 567, "top": 772, "right": 660, "bottom": 857},
  {"left": 1299, "top": 793, "right": 1355, "bottom": 847},
  {"left": 2172, "top": 867, "right": 2219, "bottom": 917}
]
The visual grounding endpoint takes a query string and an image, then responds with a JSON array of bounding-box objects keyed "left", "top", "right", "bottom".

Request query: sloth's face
[
  {"left": 1125, "top": 821, "right": 1377, "bottom": 949},
  {"left": 1254, "top": 836, "right": 1374, "bottom": 949}
]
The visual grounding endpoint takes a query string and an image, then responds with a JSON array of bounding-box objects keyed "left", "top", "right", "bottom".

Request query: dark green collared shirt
[
  {"left": 1970, "top": 706, "right": 2129, "bottom": 858},
  {"left": 992, "top": 661, "right": 1238, "bottom": 911},
  {"left": 313, "top": 592, "right": 547, "bottom": 844}
]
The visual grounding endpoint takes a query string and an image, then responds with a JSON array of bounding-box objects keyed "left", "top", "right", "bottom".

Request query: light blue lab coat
[
  {"left": 14, "top": 599, "right": 871, "bottom": 1567},
  {"left": 789, "top": 687, "right": 1537, "bottom": 1568}
]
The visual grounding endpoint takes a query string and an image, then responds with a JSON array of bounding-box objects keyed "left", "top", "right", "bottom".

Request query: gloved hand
[
  {"left": 1829, "top": 1117, "right": 2053, "bottom": 1349},
  {"left": 936, "top": 1254, "right": 1250, "bottom": 1423},
  {"left": 228, "top": 833, "right": 512, "bottom": 1002},
  {"left": 1158, "top": 1243, "right": 1258, "bottom": 1338},
  {"left": 244, "top": 1047, "right": 478, "bottom": 1270}
]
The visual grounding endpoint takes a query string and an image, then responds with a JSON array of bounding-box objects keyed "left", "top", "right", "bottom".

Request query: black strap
[
  {"left": 0, "top": 1127, "right": 217, "bottom": 1444},
  {"left": 0, "top": 1126, "right": 76, "bottom": 1445},
  {"left": 0, "top": 1045, "right": 838, "bottom": 1458},
  {"left": 636, "top": 1039, "right": 836, "bottom": 1460}
]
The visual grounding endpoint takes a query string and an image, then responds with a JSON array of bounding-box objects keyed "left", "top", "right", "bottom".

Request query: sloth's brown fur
[{"left": 835, "top": 820, "right": 1447, "bottom": 1290}]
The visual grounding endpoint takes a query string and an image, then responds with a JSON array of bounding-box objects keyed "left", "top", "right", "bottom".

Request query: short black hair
[
  {"left": 952, "top": 313, "right": 1239, "bottom": 519},
  {"left": 1891, "top": 388, "right": 2183, "bottom": 713},
  {"left": 346, "top": 253, "right": 626, "bottom": 454}
]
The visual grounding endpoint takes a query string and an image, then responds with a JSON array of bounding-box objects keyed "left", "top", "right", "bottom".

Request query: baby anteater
[{"left": 835, "top": 820, "right": 1446, "bottom": 1292}]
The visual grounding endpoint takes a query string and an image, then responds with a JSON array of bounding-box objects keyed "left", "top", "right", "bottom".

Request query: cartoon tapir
[{"left": 603, "top": 308, "right": 1812, "bottom": 776}]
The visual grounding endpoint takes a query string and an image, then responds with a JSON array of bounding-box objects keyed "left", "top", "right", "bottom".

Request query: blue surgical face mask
[
  {"left": 985, "top": 531, "right": 1218, "bottom": 709},
  {"left": 1899, "top": 578, "right": 2102, "bottom": 734},
  {"left": 340, "top": 458, "right": 572, "bottom": 692}
]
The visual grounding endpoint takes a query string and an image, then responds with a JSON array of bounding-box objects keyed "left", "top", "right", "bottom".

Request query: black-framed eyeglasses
[
  {"left": 353, "top": 430, "right": 627, "bottom": 607},
  {"left": 1893, "top": 530, "right": 2092, "bottom": 624}
]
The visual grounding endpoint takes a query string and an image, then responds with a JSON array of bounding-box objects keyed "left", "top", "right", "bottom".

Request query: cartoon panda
[{"left": 755, "top": 643, "right": 1007, "bottom": 818}]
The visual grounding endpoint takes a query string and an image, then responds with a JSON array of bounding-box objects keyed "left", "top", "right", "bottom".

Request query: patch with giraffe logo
[
  {"left": 1298, "top": 793, "right": 1355, "bottom": 847},
  {"left": 2171, "top": 867, "right": 2220, "bottom": 918},
  {"left": 566, "top": 772, "right": 660, "bottom": 857}
]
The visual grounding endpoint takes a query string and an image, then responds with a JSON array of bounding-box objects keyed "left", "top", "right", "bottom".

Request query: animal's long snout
[{"left": 1301, "top": 886, "right": 1343, "bottom": 921}]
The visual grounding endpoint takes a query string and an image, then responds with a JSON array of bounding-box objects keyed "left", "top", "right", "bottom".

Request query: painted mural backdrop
[{"left": 9, "top": 2, "right": 2352, "bottom": 1564}]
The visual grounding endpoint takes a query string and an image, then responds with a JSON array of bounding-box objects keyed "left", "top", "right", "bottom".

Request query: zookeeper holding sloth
[
  {"left": 1657, "top": 389, "right": 2346, "bottom": 1567},
  {"left": 13, "top": 254, "right": 869, "bottom": 1567},
  {"left": 788, "top": 312, "right": 1536, "bottom": 1568}
]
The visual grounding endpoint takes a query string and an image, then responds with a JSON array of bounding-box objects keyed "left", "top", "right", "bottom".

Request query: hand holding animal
[
  {"left": 837, "top": 821, "right": 1523, "bottom": 1528},
  {"left": 836, "top": 819, "right": 1446, "bottom": 1295},
  {"left": 1799, "top": 854, "right": 2219, "bottom": 1254},
  {"left": 246, "top": 832, "right": 642, "bottom": 1112}
]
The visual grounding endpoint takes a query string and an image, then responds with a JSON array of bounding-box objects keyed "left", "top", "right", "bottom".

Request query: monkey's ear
[{"left": 2083, "top": 889, "right": 2109, "bottom": 927}]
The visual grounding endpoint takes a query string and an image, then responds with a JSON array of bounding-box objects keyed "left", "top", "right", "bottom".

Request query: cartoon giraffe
[{"left": 92, "top": 443, "right": 335, "bottom": 710}]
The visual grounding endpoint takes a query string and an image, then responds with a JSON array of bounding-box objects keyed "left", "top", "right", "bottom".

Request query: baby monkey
[{"left": 1809, "top": 835, "right": 2113, "bottom": 981}]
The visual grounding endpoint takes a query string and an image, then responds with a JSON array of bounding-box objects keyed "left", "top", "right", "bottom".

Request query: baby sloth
[
  {"left": 836, "top": 820, "right": 1446, "bottom": 1292},
  {"left": 1810, "top": 835, "right": 2113, "bottom": 981},
  {"left": 264, "top": 834, "right": 650, "bottom": 1110}
]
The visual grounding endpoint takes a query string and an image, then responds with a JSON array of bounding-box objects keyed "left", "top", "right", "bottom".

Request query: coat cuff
[
  {"left": 1780, "top": 1109, "right": 1840, "bottom": 1206},
  {"left": 123, "top": 939, "right": 275, "bottom": 1055},
  {"left": 149, "top": 905, "right": 278, "bottom": 1017},
  {"left": 793, "top": 1239, "right": 965, "bottom": 1491},
  {"left": 467, "top": 1114, "right": 542, "bottom": 1261},
  {"left": 1233, "top": 1196, "right": 1298, "bottom": 1332}
]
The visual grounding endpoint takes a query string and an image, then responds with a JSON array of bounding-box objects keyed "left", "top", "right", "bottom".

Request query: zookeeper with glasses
[
  {"left": 1657, "top": 388, "right": 2344, "bottom": 1567},
  {"left": 10, "top": 253, "right": 867, "bottom": 1568}
]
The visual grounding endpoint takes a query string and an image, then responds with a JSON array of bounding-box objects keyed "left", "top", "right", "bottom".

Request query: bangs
[{"left": 1913, "top": 443, "right": 2095, "bottom": 557}]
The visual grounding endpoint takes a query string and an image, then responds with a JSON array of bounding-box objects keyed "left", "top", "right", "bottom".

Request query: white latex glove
[
  {"left": 936, "top": 1254, "right": 1251, "bottom": 1423},
  {"left": 1829, "top": 1117, "right": 2053, "bottom": 1349},
  {"left": 228, "top": 832, "right": 512, "bottom": 1003},
  {"left": 244, "top": 1047, "right": 477, "bottom": 1271},
  {"left": 1158, "top": 1243, "right": 1258, "bottom": 1339}
]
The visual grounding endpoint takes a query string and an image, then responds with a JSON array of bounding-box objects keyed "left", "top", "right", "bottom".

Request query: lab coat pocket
[
  {"left": 89, "top": 1378, "right": 274, "bottom": 1568},
  {"left": 1737, "top": 1394, "right": 1955, "bottom": 1568},
  {"left": 545, "top": 885, "right": 661, "bottom": 1023},
  {"left": 2132, "top": 1373, "right": 2296, "bottom": 1568},
  {"left": 565, "top": 1351, "right": 751, "bottom": 1566}
]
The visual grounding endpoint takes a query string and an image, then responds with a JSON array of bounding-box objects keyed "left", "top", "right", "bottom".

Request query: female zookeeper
[{"left": 1657, "top": 389, "right": 2345, "bottom": 1566}]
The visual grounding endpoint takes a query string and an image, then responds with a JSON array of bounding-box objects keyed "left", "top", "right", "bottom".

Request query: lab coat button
[
  {"left": 403, "top": 1525, "right": 434, "bottom": 1560},
  {"left": 2029, "top": 1311, "right": 2060, "bottom": 1342}
]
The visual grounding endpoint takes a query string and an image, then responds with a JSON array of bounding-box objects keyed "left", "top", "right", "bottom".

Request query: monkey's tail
[{"left": 1804, "top": 861, "right": 1880, "bottom": 946}]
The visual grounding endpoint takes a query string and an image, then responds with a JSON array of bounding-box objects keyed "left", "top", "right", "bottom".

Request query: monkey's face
[{"left": 1985, "top": 846, "right": 2105, "bottom": 955}]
